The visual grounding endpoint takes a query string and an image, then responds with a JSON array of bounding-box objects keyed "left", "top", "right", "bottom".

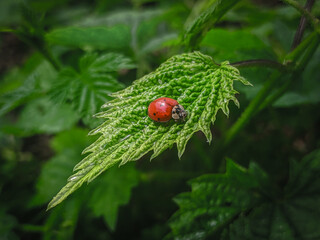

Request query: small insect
[{"left": 148, "top": 97, "right": 187, "bottom": 122}]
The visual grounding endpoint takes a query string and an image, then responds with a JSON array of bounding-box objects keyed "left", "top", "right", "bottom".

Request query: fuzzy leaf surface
[
  {"left": 169, "top": 150, "right": 320, "bottom": 240},
  {"left": 48, "top": 51, "right": 250, "bottom": 209}
]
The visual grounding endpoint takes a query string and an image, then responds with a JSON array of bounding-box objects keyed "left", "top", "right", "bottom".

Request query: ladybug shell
[{"left": 148, "top": 97, "right": 178, "bottom": 122}]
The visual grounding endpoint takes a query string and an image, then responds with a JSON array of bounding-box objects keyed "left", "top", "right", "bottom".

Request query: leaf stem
[
  {"left": 286, "top": 31, "right": 319, "bottom": 64},
  {"left": 259, "top": 33, "right": 320, "bottom": 110},
  {"left": 291, "top": 0, "right": 316, "bottom": 50},
  {"left": 295, "top": 32, "right": 320, "bottom": 71},
  {"left": 36, "top": 44, "right": 61, "bottom": 71},
  {"left": 13, "top": 30, "right": 61, "bottom": 71},
  {"left": 222, "top": 32, "right": 320, "bottom": 147},
  {"left": 223, "top": 71, "right": 282, "bottom": 147},
  {"left": 230, "top": 59, "right": 287, "bottom": 71},
  {"left": 281, "top": 0, "right": 319, "bottom": 28}
]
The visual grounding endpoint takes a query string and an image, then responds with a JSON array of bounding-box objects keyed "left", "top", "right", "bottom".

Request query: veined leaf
[
  {"left": 184, "top": 0, "right": 240, "bottom": 48},
  {"left": 168, "top": 150, "right": 320, "bottom": 240},
  {"left": 168, "top": 159, "right": 262, "bottom": 240},
  {"left": 0, "top": 60, "right": 57, "bottom": 117},
  {"left": 47, "top": 51, "right": 250, "bottom": 209},
  {"left": 50, "top": 52, "right": 135, "bottom": 119},
  {"left": 0, "top": 73, "right": 40, "bottom": 116}
]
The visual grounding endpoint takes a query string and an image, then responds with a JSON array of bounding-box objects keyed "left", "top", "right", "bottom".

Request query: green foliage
[
  {"left": 200, "top": 28, "right": 274, "bottom": 62},
  {"left": 199, "top": 28, "right": 277, "bottom": 99},
  {"left": 46, "top": 26, "right": 131, "bottom": 51},
  {"left": 274, "top": 48, "right": 320, "bottom": 107},
  {"left": 47, "top": 51, "right": 250, "bottom": 209},
  {"left": 0, "top": 208, "right": 18, "bottom": 240},
  {"left": 169, "top": 150, "right": 320, "bottom": 240},
  {"left": 0, "top": 59, "right": 57, "bottom": 117},
  {"left": 31, "top": 128, "right": 93, "bottom": 206},
  {"left": 32, "top": 128, "right": 139, "bottom": 231},
  {"left": 16, "top": 97, "right": 79, "bottom": 134},
  {"left": 42, "top": 198, "right": 81, "bottom": 240},
  {"left": 87, "top": 164, "right": 139, "bottom": 230},
  {"left": 51, "top": 52, "right": 135, "bottom": 119},
  {"left": 184, "top": 0, "right": 240, "bottom": 48},
  {"left": 0, "top": 73, "right": 41, "bottom": 116},
  {"left": 1, "top": 0, "right": 320, "bottom": 239}
]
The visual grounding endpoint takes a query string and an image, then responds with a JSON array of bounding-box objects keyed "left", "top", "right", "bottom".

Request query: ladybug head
[{"left": 172, "top": 104, "right": 187, "bottom": 122}]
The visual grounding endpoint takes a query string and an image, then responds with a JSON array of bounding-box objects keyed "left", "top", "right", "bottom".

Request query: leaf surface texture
[{"left": 48, "top": 51, "right": 250, "bottom": 209}]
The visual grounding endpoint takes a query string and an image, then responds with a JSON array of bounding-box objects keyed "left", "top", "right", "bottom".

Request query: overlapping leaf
[
  {"left": 184, "top": 0, "right": 240, "bottom": 48},
  {"left": 168, "top": 149, "right": 320, "bottom": 240},
  {"left": 167, "top": 159, "right": 262, "bottom": 240},
  {"left": 48, "top": 51, "right": 250, "bottom": 209},
  {"left": 33, "top": 128, "right": 139, "bottom": 231},
  {"left": 51, "top": 52, "right": 135, "bottom": 119},
  {"left": 0, "top": 60, "right": 57, "bottom": 117}
]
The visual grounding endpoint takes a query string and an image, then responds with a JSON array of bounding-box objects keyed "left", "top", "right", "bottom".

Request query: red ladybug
[{"left": 148, "top": 97, "right": 187, "bottom": 122}]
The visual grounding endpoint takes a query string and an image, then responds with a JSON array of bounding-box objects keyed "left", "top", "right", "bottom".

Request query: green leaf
[
  {"left": 0, "top": 59, "right": 57, "bottom": 117},
  {"left": 0, "top": 0, "right": 19, "bottom": 25},
  {"left": 51, "top": 52, "right": 134, "bottom": 119},
  {"left": 47, "top": 51, "right": 250, "bottom": 209},
  {"left": 16, "top": 97, "right": 79, "bottom": 134},
  {"left": 0, "top": 207, "right": 18, "bottom": 240},
  {"left": 50, "top": 128, "right": 93, "bottom": 153},
  {"left": 274, "top": 48, "right": 320, "bottom": 107},
  {"left": 184, "top": 0, "right": 240, "bottom": 48},
  {"left": 200, "top": 28, "right": 275, "bottom": 62},
  {"left": 87, "top": 163, "right": 139, "bottom": 230},
  {"left": 0, "top": 73, "right": 40, "bottom": 117},
  {"left": 46, "top": 25, "right": 131, "bottom": 50},
  {"left": 169, "top": 150, "right": 320, "bottom": 240},
  {"left": 31, "top": 128, "right": 90, "bottom": 206},
  {"left": 33, "top": 128, "right": 139, "bottom": 231},
  {"left": 168, "top": 159, "right": 262, "bottom": 240},
  {"left": 79, "top": 52, "right": 135, "bottom": 73},
  {"left": 43, "top": 198, "right": 82, "bottom": 240},
  {"left": 139, "top": 33, "right": 178, "bottom": 56},
  {"left": 31, "top": 149, "right": 82, "bottom": 206}
]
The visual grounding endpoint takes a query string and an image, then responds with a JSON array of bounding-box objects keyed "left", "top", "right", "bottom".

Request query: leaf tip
[{"left": 46, "top": 198, "right": 58, "bottom": 211}]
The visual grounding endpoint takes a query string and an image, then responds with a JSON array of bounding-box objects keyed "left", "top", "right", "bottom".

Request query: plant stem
[
  {"left": 291, "top": 0, "right": 316, "bottom": 50},
  {"left": 257, "top": 76, "right": 292, "bottom": 111},
  {"left": 281, "top": 0, "right": 319, "bottom": 28},
  {"left": 286, "top": 31, "right": 318, "bottom": 63},
  {"left": 36, "top": 45, "right": 61, "bottom": 71},
  {"left": 222, "top": 29, "right": 320, "bottom": 149},
  {"left": 15, "top": 31, "right": 61, "bottom": 71},
  {"left": 223, "top": 71, "right": 282, "bottom": 147},
  {"left": 260, "top": 33, "right": 320, "bottom": 110},
  {"left": 295, "top": 33, "right": 320, "bottom": 71},
  {"left": 231, "top": 59, "right": 287, "bottom": 71}
]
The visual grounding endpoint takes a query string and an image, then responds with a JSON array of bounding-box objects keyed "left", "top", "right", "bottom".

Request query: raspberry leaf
[
  {"left": 168, "top": 150, "right": 320, "bottom": 240},
  {"left": 47, "top": 51, "right": 250, "bottom": 210}
]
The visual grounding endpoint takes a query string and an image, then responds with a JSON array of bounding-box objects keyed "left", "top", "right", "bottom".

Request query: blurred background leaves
[{"left": 0, "top": 0, "right": 319, "bottom": 239}]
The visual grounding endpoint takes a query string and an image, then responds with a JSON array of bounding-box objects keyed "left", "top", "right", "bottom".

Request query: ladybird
[{"left": 148, "top": 97, "right": 187, "bottom": 122}]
